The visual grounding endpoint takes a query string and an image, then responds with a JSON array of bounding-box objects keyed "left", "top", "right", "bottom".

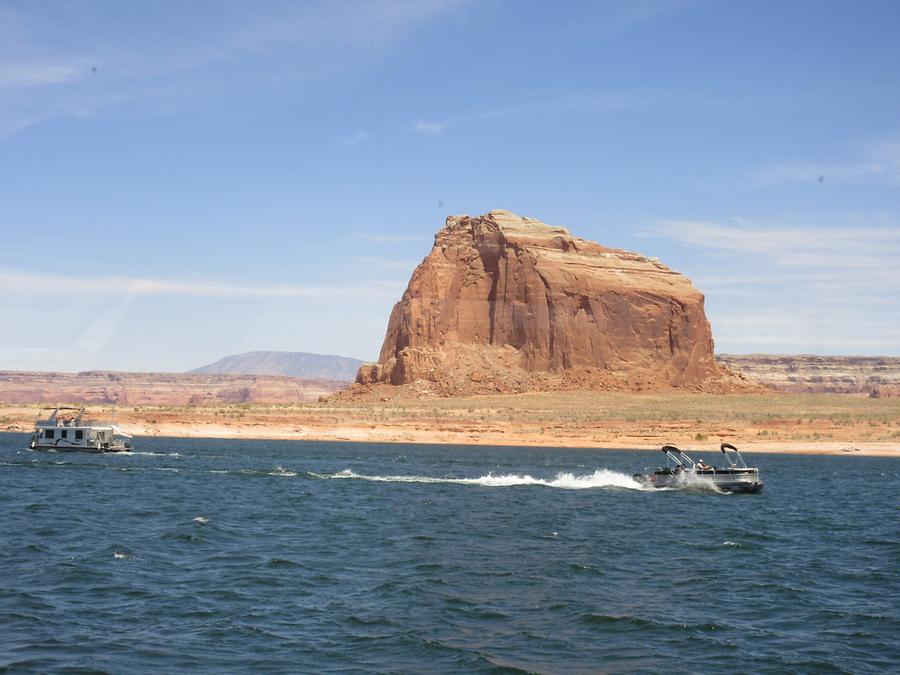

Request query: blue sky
[{"left": 1, "top": 0, "right": 898, "bottom": 371}]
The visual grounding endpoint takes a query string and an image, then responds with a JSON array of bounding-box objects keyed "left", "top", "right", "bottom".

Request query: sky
[{"left": 1, "top": 0, "right": 898, "bottom": 372}]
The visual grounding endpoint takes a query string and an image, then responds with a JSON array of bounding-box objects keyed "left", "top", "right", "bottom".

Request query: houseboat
[{"left": 29, "top": 407, "right": 133, "bottom": 453}]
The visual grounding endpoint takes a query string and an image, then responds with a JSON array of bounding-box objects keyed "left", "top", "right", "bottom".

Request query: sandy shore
[{"left": 3, "top": 391, "right": 899, "bottom": 457}]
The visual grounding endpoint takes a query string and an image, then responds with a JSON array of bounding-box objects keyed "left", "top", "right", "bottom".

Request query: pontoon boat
[{"left": 633, "top": 444, "right": 763, "bottom": 493}]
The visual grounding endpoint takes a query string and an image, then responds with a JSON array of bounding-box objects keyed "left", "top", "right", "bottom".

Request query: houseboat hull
[{"left": 29, "top": 441, "right": 131, "bottom": 453}]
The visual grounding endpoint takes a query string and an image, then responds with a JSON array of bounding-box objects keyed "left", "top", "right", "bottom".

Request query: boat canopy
[
  {"left": 720, "top": 443, "right": 748, "bottom": 468},
  {"left": 660, "top": 445, "right": 696, "bottom": 468}
]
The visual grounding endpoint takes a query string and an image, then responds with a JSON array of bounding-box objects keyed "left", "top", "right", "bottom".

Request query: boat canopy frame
[
  {"left": 660, "top": 444, "right": 748, "bottom": 471},
  {"left": 720, "top": 442, "right": 748, "bottom": 468},
  {"left": 660, "top": 445, "right": 696, "bottom": 469}
]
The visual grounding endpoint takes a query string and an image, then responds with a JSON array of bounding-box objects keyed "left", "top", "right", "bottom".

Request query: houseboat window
[
  {"left": 61, "top": 430, "right": 68, "bottom": 438},
  {"left": 75, "top": 430, "right": 83, "bottom": 440},
  {"left": 45, "top": 429, "right": 55, "bottom": 439}
]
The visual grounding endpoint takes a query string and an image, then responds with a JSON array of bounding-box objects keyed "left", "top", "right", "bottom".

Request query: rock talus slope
[{"left": 356, "top": 210, "right": 743, "bottom": 395}]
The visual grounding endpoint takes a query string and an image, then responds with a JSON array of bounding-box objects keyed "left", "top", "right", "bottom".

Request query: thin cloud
[
  {"left": 340, "top": 129, "right": 371, "bottom": 146},
  {"left": 232, "top": 0, "right": 467, "bottom": 53},
  {"left": 0, "top": 111, "right": 56, "bottom": 139},
  {"left": 413, "top": 119, "right": 450, "bottom": 135},
  {"left": 0, "top": 345, "right": 86, "bottom": 373},
  {"left": 353, "top": 256, "right": 415, "bottom": 272},
  {"left": 0, "top": 59, "right": 95, "bottom": 88},
  {"left": 413, "top": 108, "right": 521, "bottom": 135},
  {"left": 75, "top": 294, "right": 134, "bottom": 355},
  {"left": 710, "top": 308, "right": 900, "bottom": 353},
  {"left": 0, "top": 1, "right": 468, "bottom": 139},
  {"left": 578, "top": 0, "right": 698, "bottom": 39},
  {"left": 0, "top": 269, "right": 404, "bottom": 299},
  {"left": 411, "top": 94, "right": 663, "bottom": 136},
  {"left": 351, "top": 232, "right": 430, "bottom": 243},
  {"left": 754, "top": 139, "right": 900, "bottom": 186},
  {"left": 649, "top": 216, "right": 900, "bottom": 355},
  {"left": 649, "top": 219, "right": 900, "bottom": 271}
]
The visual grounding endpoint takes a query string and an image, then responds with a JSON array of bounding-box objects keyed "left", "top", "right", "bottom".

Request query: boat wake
[
  {"left": 318, "top": 469, "right": 648, "bottom": 490},
  {"left": 126, "top": 451, "right": 182, "bottom": 458}
]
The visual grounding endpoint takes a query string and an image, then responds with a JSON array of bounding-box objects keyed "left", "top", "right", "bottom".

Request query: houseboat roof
[{"left": 33, "top": 407, "right": 132, "bottom": 437}]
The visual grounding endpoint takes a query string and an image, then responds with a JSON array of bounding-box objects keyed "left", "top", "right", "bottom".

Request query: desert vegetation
[{"left": 4, "top": 391, "right": 898, "bottom": 455}]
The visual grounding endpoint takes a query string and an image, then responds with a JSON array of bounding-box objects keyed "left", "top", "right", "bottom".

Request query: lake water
[{"left": 1, "top": 434, "right": 898, "bottom": 673}]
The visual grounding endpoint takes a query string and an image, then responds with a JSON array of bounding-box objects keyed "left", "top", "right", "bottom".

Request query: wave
[
  {"left": 126, "top": 451, "right": 182, "bottom": 458},
  {"left": 320, "top": 468, "right": 647, "bottom": 490}
]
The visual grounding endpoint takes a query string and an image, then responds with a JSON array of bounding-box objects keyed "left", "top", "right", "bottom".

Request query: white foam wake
[
  {"left": 128, "top": 451, "right": 181, "bottom": 457},
  {"left": 325, "top": 469, "right": 646, "bottom": 490}
]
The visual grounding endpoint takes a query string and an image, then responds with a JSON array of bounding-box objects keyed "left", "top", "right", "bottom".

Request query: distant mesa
[
  {"left": 718, "top": 354, "right": 900, "bottom": 397},
  {"left": 0, "top": 352, "right": 363, "bottom": 407},
  {"left": 190, "top": 351, "right": 364, "bottom": 382},
  {"left": 0, "top": 370, "right": 345, "bottom": 406},
  {"left": 352, "top": 209, "right": 750, "bottom": 396}
]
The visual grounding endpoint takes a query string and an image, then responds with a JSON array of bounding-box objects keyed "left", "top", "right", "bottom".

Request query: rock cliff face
[{"left": 357, "top": 210, "right": 737, "bottom": 395}]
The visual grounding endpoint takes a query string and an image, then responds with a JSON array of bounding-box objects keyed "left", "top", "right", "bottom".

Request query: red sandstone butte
[{"left": 356, "top": 210, "right": 739, "bottom": 395}]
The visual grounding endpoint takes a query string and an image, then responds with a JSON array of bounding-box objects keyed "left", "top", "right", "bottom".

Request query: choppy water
[{"left": 1, "top": 435, "right": 898, "bottom": 673}]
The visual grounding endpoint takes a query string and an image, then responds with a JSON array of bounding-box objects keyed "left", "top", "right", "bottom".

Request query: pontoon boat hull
[{"left": 634, "top": 469, "right": 763, "bottom": 493}]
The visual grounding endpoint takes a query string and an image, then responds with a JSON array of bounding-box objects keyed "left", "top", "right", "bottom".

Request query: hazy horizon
[{"left": 2, "top": 1, "right": 898, "bottom": 371}]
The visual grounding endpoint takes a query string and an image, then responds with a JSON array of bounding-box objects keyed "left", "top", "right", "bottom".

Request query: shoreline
[
  {"left": 3, "top": 427, "right": 896, "bottom": 458},
  {"left": 3, "top": 391, "right": 898, "bottom": 458}
]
